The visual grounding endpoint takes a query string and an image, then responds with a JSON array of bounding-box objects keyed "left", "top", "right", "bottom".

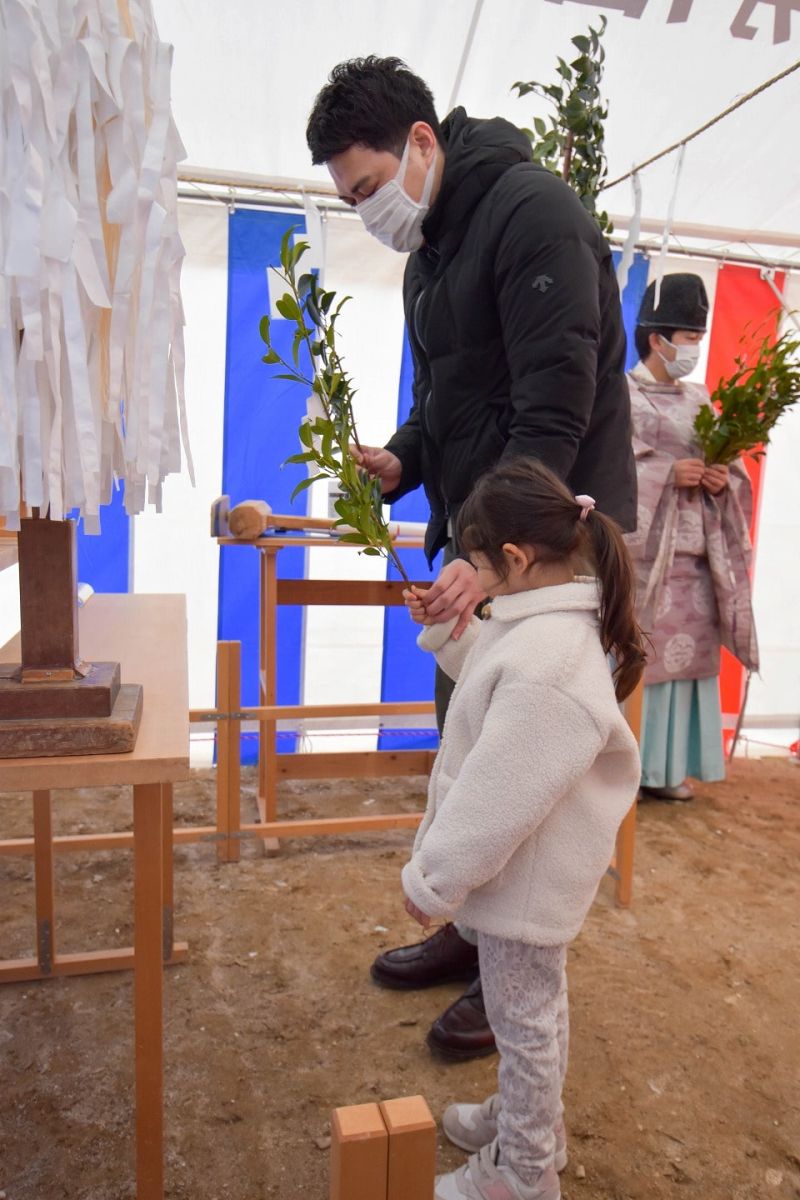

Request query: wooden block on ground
[
  {"left": 380, "top": 1096, "right": 437, "bottom": 1200},
  {"left": 330, "top": 1102, "right": 388, "bottom": 1200}
]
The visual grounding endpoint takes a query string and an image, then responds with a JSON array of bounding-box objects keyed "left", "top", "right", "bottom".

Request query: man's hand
[
  {"left": 701, "top": 464, "right": 729, "bottom": 495},
  {"left": 351, "top": 445, "right": 402, "bottom": 495},
  {"left": 404, "top": 894, "right": 431, "bottom": 928},
  {"left": 673, "top": 458, "right": 705, "bottom": 488},
  {"left": 423, "top": 558, "right": 486, "bottom": 640}
]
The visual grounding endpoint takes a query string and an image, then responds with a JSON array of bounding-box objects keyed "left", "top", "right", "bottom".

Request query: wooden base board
[
  {"left": 0, "top": 942, "right": 188, "bottom": 984},
  {"left": 0, "top": 684, "right": 143, "bottom": 759},
  {"left": 0, "top": 661, "right": 121, "bottom": 719}
]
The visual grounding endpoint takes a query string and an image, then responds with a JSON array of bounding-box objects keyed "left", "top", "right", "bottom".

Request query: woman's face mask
[
  {"left": 356, "top": 138, "right": 437, "bottom": 253},
  {"left": 657, "top": 335, "right": 702, "bottom": 380}
]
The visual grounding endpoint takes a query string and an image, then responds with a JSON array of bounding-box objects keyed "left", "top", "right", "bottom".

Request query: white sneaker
[
  {"left": 435, "top": 1140, "right": 560, "bottom": 1200},
  {"left": 442, "top": 1094, "right": 567, "bottom": 1172}
]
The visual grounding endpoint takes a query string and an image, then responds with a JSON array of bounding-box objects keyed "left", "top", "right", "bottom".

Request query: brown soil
[{"left": 1, "top": 758, "right": 799, "bottom": 1200}]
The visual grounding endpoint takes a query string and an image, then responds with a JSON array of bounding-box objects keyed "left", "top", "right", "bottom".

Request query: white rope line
[{"left": 602, "top": 58, "right": 800, "bottom": 192}]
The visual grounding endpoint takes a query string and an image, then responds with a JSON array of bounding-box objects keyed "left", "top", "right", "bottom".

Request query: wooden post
[
  {"left": 616, "top": 677, "right": 645, "bottom": 908},
  {"left": 380, "top": 1097, "right": 437, "bottom": 1200},
  {"left": 133, "top": 782, "right": 165, "bottom": 1199},
  {"left": 330, "top": 1103, "right": 389, "bottom": 1200},
  {"left": 1, "top": 516, "right": 140, "bottom": 756},
  {"left": 18, "top": 517, "right": 80, "bottom": 681},
  {"left": 32, "top": 790, "right": 56, "bottom": 974}
]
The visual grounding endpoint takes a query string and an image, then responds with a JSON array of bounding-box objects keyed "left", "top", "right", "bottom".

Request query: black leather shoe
[
  {"left": 426, "top": 977, "right": 497, "bottom": 1061},
  {"left": 370, "top": 923, "right": 479, "bottom": 990}
]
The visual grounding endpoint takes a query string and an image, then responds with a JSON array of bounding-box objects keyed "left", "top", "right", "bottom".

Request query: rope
[{"left": 602, "top": 58, "right": 800, "bottom": 192}]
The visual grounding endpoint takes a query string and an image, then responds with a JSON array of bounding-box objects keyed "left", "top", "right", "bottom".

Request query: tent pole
[{"left": 447, "top": 0, "right": 485, "bottom": 113}]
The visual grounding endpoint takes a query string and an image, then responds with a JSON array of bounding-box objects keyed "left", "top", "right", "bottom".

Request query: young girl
[{"left": 401, "top": 458, "right": 645, "bottom": 1200}]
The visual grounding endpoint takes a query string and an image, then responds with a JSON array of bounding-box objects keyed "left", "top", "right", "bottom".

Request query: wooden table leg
[
  {"left": 161, "top": 783, "right": 174, "bottom": 963},
  {"left": 133, "top": 781, "right": 165, "bottom": 1200},
  {"left": 33, "top": 790, "right": 55, "bottom": 975}
]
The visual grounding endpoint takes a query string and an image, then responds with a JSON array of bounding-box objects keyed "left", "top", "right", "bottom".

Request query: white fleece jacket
[{"left": 401, "top": 580, "right": 641, "bottom": 946}]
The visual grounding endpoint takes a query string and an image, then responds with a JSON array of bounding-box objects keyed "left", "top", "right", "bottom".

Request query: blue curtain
[
  {"left": 613, "top": 251, "right": 650, "bottom": 370},
  {"left": 219, "top": 209, "right": 311, "bottom": 761},
  {"left": 379, "top": 331, "right": 441, "bottom": 751},
  {"left": 72, "top": 484, "right": 130, "bottom": 593}
]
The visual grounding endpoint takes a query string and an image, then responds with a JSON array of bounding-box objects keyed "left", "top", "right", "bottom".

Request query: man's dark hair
[
  {"left": 634, "top": 325, "right": 678, "bottom": 363},
  {"left": 306, "top": 56, "right": 442, "bottom": 165}
]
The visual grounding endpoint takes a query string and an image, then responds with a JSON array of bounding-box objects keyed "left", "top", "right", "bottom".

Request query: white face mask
[
  {"left": 657, "top": 336, "right": 701, "bottom": 380},
  {"left": 355, "top": 138, "right": 437, "bottom": 253}
]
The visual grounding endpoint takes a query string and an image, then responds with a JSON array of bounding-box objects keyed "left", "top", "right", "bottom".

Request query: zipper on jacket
[{"left": 411, "top": 291, "right": 433, "bottom": 440}]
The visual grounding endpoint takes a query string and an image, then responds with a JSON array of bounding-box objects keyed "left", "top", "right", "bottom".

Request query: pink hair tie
[{"left": 574, "top": 494, "right": 596, "bottom": 521}]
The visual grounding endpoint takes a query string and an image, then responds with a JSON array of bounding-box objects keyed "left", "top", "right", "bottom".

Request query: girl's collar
[{"left": 483, "top": 578, "right": 601, "bottom": 622}]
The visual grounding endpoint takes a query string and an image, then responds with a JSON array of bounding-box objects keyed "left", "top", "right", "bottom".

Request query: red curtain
[{"left": 704, "top": 263, "right": 785, "bottom": 750}]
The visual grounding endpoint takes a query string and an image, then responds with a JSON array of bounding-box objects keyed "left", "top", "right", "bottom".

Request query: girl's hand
[
  {"left": 404, "top": 894, "right": 431, "bottom": 928},
  {"left": 403, "top": 585, "right": 431, "bottom": 625},
  {"left": 701, "top": 464, "right": 729, "bottom": 495},
  {"left": 673, "top": 458, "right": 705, "bottom": 488}
]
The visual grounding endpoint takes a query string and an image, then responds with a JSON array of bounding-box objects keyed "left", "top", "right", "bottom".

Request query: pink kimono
[{"left": 624, "top": 366, "right": 759, "bottom": 687}]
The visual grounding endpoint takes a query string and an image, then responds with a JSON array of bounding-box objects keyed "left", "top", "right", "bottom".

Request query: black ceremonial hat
[{"left": 637, "top": 273, "right": 709, "bottom": 331}]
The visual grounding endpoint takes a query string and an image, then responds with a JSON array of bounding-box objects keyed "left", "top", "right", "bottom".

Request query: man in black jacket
[{"left": 307, "top": 57, "right": 636, "bottom": 1062}]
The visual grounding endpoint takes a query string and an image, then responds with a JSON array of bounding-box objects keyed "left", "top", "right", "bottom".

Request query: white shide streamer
[
  {"left": 615, "top": 170, "right": 642, "bottom": 295},
  {"left": 651, "top": 142, "right": 687, "bottom": 312},
  {"left": 0, "top": 0, "right": 193, "bottom": 531}
]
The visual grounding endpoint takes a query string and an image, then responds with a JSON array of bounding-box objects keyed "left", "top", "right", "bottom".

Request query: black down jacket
[{"left": 384, "top": 108, "right": 637, "bottom": 565}]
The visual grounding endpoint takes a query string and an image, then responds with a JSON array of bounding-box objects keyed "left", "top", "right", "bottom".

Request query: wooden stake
[
  {"left": 616, "top": 677, "right": 645, "bottom": 908},
  {"left": 259, "top": 549, "right": 279, "bottom": 854},
  {"left": 330, "top": 1103, "right": 389, "bottom": 1200},
  {"left": 227, "top": 642, "right": 241, "bottom": 863},
  {"left": 380, "top": 1096, "right": 437, "bottom": 1200},
  {"left": 32, "top": 790, "right": 55, "bottom": 974},
  {"left": 216, "top": 643, "right": 232, "bottom": 864}
]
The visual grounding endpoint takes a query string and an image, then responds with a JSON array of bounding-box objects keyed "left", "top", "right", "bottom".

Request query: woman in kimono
[{"left": 625, "top": 274, "right": 759, "bottom": 800}]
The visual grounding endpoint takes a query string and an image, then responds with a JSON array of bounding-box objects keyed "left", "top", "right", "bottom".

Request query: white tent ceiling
[{"left": 154, "top": 0, "right": 800, "bottom": 247}]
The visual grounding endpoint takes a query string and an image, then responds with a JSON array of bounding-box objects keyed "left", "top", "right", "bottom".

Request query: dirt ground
[{"left": 1, "top": 757, "right": 799, "bottom": 1200}]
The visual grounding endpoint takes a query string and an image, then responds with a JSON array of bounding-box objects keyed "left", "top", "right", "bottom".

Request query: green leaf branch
[
  {"left": 694, "top": 321, "right": 800, "bottom": 465},
  {"left": 259, "top": 227, "right": 412, "bottom": 585},
  {"left": 513, "top": 16, "right": 612, "bottom": 234}
]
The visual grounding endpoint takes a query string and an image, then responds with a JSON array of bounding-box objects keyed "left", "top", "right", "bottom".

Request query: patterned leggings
[{"left": 478, "top": 934, "right": 569, "bottom": 1184}]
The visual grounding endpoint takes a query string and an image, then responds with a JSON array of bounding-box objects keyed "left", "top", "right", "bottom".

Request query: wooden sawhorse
[{"left": 218, "top": 525, "right": 641, "bottom": 906}]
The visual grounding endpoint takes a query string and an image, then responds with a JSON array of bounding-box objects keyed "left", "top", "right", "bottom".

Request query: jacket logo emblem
[{"left": 532, "top": 274, "right": 554, "bottom": 293}]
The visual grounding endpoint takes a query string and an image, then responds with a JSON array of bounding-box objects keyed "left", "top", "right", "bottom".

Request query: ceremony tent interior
[
  {"left": 1, "top": 5, "right": 799, "bottom": 1200},
  {"left": 1, "top": 1, "right": 798, "bottom": 761}
]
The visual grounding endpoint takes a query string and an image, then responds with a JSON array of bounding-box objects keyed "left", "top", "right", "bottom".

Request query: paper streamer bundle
[{"left": 0, "top": 0, "right": 193, "bottom": 532}]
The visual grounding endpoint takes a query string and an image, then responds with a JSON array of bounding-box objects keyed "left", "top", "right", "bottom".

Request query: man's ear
[{"left": 409, "top": 121, "right": 437, "bottom": 158}]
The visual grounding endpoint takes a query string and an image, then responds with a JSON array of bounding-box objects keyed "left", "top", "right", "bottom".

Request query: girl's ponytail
[
  {"left": 457, "top": 457, "right": 647, "bottom": 702},
  {"left": 583, "top": 511, "right": 647, "bottom": 702}
]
